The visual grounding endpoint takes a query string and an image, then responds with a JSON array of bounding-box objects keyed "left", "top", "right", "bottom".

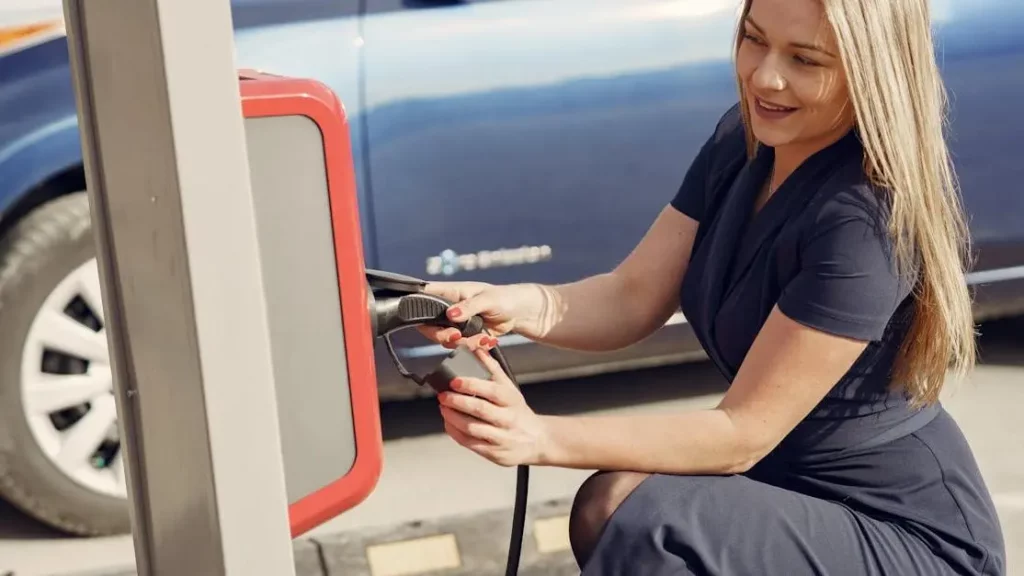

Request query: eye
[
  {"left": 794, "top": 54, "right": 821, "bottom": 67},
  {"left": 742, "top": 31, "right": 765, "bottom": 46}
]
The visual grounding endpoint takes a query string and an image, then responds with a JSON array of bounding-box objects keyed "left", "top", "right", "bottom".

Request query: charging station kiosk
[
  {"left": 62, "top": 0, "right": 385, "bottom": 572},
  {"left": 238, "top": 69, "right": 384, "bottom": 538}
]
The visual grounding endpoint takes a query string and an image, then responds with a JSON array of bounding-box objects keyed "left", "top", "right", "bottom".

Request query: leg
[
  {"left": 580, "top": 473, "right": 959, "bottom": 576},
  {"left": 568, "top": 471, "right": 650, "bottom": 568}
]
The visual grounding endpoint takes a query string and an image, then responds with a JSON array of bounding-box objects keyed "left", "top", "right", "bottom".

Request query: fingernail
[
  {"left": 448, "top": 333, "right": 462, "bottom": 343},
  {"left": 450, "top": 378, "right": 462, "bottom": 390},
  {"left": 449, "top": 307, "right": 463, "bottom": 319}
]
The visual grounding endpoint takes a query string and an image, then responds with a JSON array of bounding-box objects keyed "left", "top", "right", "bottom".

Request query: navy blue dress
[{"left": 582, "top": 105, "right": 1006, "bottom": 575}]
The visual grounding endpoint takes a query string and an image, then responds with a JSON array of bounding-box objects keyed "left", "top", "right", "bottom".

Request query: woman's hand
[
  {"left": 437, "top": 347, "right": 549, "bottom": 467},
  {"left": 419, "top": 281, "right": 558, "bottom": 350}
]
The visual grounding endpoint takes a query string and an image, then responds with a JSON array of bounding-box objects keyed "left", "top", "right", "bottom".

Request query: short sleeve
[
  {"left": 669, "top": 135, "right": 713, "bottom": 221},
  {"left": 777, "top": 194, "right": 908, "bottom": 342},
  {"left": 669, "top": 103, "right": 745, "bottom": 222}
]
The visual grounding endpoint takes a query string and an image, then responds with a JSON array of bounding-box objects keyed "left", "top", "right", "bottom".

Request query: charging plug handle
[{"left": 374, "top": 292, "right": 484, "bottom": 338}]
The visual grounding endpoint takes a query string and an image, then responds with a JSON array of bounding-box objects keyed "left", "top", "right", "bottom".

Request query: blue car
[{"left": 0, "top": 0, "right": 1021, "bottom": 537}]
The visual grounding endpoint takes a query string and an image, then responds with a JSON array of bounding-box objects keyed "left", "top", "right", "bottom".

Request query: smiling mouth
[{"left": 755, "top": 96, "right": 799, "bottom": 113}]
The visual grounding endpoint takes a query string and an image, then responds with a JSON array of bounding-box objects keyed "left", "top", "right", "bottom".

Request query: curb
[
  {"left": 58, "top": 498, "right": 579, "bottom": 576},
  {"left": 316, "top": 499, "right": 578, "bottom": 576}
]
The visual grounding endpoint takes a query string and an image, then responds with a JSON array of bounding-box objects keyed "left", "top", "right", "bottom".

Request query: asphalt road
[{"left": 1, "top": 318, "right": 1022, "bottom": 575}]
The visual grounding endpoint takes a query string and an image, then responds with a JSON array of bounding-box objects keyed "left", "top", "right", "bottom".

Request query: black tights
[{"left": 568, "top": 471, "right": 650, "bottom": 569}]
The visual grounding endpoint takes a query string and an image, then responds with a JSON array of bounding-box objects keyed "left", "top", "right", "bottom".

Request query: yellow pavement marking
[
  {"left": 533, "top": 515, "right": 572, "bottom": 554},
  {"left": 366, "top": 534, "right": 461, "bottom": 576}
]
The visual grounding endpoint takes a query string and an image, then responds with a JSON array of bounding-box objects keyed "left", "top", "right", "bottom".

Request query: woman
[{"left": 419, "top": 0, "right": 1006, "bottom": 573}]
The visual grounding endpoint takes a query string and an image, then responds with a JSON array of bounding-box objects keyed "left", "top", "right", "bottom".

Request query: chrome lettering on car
[{"left": 426, "top": 245, "right": 553, "bottom": 276}]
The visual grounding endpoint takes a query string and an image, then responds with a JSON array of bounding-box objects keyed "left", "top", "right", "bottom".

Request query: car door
[
  {"left": 229, "top": 0, "right": 375, "bottom": 251},
  {"left": 361, "top": 0, "right": 742, "bottom": 285}
]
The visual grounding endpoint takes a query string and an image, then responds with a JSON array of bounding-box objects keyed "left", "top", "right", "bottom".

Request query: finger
[
  {"left": 446, "top": 334, "right": 493, "bottom": 354},
  {"left": 474, "top": 349, "right": 521, "bottom": 394},
  {"left": 416, "top": 326, "right": 464, "bottom": 348},
  {"left": 440, "top": 405, "right": 504, "bottom": 443},
  {"left": 438, "top": 391, "right": 509, "bottom": 428},
  {"left": 467, "top": 333, "right": 498, "bottom": 351},
  {"left": 446, "top": 292, "right": 496, "bottom": 324},
  {"left": 443, "top": 418, "right": 500, "bottom": 462},
  {"left": 422, "top": 282, "right": 466, "bottom": 302},
  {"left": 424, "top": 281, "right": 490, "bottom": 304},
  {"left": 474, "top": 347, "right": 508, "bottom": 379},
  {"left": 450, "top": 376, "right": 510, "bottom": 407}
]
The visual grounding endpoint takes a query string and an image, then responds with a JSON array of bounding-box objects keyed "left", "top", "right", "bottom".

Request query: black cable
[{"left": 488, "top": 345, "right": 528, "bottom": 576}]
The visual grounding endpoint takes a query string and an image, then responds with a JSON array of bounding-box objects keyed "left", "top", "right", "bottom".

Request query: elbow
[
  {"left": 723, "top": 453, "right": 761, "bottom": 475},
  {"left": 715, "top": 408, "right": 782, "bottom": 474},
  {"left": 722, "top": 433, "right": 774, "bottom": 475}
]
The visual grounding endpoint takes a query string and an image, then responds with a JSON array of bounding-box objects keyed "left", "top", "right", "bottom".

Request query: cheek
[
  {"left": 735, "top": 45, "right": 759, "bottom": 85},
  {"left": 792, "top": 69, "right": 849, "bottom": 117}
]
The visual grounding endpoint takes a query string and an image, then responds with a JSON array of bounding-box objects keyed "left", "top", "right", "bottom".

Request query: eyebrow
[{"left": 745, "top": 16, "right": 837, "bottom": 58}]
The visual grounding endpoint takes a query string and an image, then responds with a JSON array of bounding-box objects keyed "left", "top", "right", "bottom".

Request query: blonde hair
[{"left": 734, "top": 0, "right": 977, "bottom": 406}]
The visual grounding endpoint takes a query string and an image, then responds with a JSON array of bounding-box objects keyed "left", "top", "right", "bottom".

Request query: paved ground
[{"left": 1, "top": 319, "right": 1022, "bottom": 575}]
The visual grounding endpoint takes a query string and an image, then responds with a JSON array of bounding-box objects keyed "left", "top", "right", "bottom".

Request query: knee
[{"left": 568, "top": 471, "right": 650, "bottom": 568}]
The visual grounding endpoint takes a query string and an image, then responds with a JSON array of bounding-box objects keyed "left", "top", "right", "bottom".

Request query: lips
[
  {"left": 753, "top": 95, "right": 799, "bottom": 120},
  {"left": 755, "top": 96, "right": 798, "bottom": 112}
]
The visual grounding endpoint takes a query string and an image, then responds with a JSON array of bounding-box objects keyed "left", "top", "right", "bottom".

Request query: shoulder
[
  {"left": 800, "top": 156, "right": 893, "bottom": 249},
  {"left": 794, "top": 152, "right": 919, "bottom": 299},
  {"left": 777, "top": 153, "right": 918, "bottom": 341},
  {"left": 669, "top": 102, "right": 750, "bottom": 221}
]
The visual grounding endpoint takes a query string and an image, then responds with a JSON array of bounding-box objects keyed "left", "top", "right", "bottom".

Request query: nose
[{"left": 751, "top": 54, "right": 786, "bottom": 92}]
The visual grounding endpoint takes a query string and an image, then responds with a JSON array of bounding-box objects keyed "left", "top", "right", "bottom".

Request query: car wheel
[{"left": 0, "top": 191, "right": 129, "bottom": 536}]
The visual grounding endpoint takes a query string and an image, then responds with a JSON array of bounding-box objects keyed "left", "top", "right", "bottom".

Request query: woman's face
[{"left": 736, "top": 0, "right": 855, "bottom": 153}]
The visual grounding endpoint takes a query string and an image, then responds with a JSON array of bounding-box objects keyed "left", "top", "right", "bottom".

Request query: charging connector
[
  {"left": 367, "top": 274, "right": 528, "bottom": 576},
  {"left": 422, "top": 346, "right": 493, "bottom": 394}
]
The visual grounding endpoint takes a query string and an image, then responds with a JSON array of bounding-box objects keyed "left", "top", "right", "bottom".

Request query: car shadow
[
  {"left": 0, "top": 498, "right": 66, "bottom": 540},
  {"left": 976, "top": 316, "right": 1024, "bottom": 367}
]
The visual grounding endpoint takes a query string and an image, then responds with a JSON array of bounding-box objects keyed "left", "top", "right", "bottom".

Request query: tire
[{"left": 0, "top": 191, "right": 129, "bottom": 536}]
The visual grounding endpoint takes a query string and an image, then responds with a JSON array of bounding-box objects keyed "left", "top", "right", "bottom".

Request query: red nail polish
[
  {"left": 449, "top": 308, "right": 463, "bottom": 319},
  {"left": 448, "top": 333, "right": 462, "bottom": 343},
  {"left": 450, "top": 378, "right": 462, "bottom": 390}
]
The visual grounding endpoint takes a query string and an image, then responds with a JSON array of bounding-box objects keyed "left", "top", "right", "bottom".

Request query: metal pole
[{"left": 62, "top": 0, "right": 297, "bottom": 573}]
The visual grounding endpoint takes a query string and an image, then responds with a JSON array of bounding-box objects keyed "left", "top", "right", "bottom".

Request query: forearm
[
  {"left": 524, "top": 272, "right": 671, "bottom": 352},
  {"left": 512, "top": 207, "right": 693, "bottom": 352},
  {"left": 536, "top": 410, "right": 760, "bottom": 475}
]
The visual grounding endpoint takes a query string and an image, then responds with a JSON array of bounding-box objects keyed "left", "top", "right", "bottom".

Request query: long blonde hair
[{"left": 734, "top": 0, "right": 977, "bottom": 406}]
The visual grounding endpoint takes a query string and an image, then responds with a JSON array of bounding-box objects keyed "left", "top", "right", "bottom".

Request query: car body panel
[
  {"left": 361, "top": 0, "right": 740, "bottom": 288},
  {"left": 0, "top": 34, "right": 81, "bottom": 218}
]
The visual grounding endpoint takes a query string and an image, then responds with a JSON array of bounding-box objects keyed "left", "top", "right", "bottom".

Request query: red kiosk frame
[{"left": 239, "top": 70, "right": 383, "bottom": 538}]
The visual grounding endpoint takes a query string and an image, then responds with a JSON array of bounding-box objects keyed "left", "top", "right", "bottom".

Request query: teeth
[{"left": 758, "top": 98, "right": 792, "bottom": 111}]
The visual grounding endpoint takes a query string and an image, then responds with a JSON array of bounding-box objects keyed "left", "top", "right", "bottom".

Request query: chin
[{"left": 747, "top": 119, "right": 797, "bottom": 149}]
